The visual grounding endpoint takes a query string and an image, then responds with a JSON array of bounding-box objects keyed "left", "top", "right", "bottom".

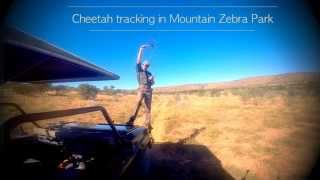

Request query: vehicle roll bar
[{"left": 4, "top": 106, "right": 124, "bottom": 144}]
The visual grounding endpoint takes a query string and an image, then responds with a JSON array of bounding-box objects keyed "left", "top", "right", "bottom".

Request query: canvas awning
[{"left": 1, "top": 27, "right": 119, "bottom": 83}]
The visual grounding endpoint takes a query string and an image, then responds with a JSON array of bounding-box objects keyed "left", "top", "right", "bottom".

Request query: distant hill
[{"left": 154, "top": 72, "right": 320, "bottom": 93}]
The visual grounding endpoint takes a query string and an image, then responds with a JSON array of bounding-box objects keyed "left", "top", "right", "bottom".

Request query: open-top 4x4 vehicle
[{"left": 0, "top": 27, "right": 152, "bottom": 179}]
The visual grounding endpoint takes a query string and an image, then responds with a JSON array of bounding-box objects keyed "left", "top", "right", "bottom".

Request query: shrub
[
  {"left": 103, "top": 85, "right": 115, "bottom": 95},
  {"left": 10, "top": 83, "right": 51, "bottom": 96},
  {"left": 52, "top": 85, "right": 69, "bottom": 96},
  {"left": 78, "top": 84, "right": 99, "bottom": 100},
  {"left": 209, "top": 89, "right": 222, "bottom": 97}
]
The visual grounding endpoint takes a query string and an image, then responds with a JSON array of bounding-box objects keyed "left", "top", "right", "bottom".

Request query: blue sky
[{"left": 5, "top": 0, "right": 320, "bottom": 89}]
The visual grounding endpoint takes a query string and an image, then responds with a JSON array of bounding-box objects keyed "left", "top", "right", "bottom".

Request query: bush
[
  {"left": 52, "top": 85, "right": 69, "bottom": 96},
  {"left": 103, "top": 85, "right": 137, "bottom": 95},
  {"left": 103, "top": 85, "right": 116, "bottom": 95},
  {"left": 209, "top": 89, "right": 222, "bottom": 97},
  {"left": 78, "top": 84, "right": 99, "bottom": 100},
  {"left": 10, "top": 83, "right": 51, "bottom": 96}
]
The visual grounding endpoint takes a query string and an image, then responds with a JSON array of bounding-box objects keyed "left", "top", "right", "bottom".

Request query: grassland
[{"left": 1, "top": 81, "right": 320, "bottom": 180}]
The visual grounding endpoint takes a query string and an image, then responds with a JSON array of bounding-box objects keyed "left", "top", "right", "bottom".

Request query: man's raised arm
[{"left": 137, "top": 44, "right": 151, "bottom": 64}]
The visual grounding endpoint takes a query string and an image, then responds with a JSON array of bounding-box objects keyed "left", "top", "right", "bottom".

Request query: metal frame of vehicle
[{"left": 0, "top": 27, "right": 152, "bottom": 179}]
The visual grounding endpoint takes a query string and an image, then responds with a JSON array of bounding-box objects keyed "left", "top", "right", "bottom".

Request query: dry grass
[{"left": 1, "top": 86, "right": 320, "bottom": 180}]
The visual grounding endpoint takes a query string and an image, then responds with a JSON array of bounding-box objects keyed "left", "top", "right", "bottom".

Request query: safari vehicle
[{"left": 0, "top": 27, "right": 152, "bottom": 179}]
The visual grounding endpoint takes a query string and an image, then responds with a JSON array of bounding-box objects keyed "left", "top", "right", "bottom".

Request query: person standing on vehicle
[{"left": 128, "top": 44, "right": 154, "bottom": 130}]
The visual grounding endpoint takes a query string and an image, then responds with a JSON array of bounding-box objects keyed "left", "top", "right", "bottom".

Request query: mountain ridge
[{"left": 154, "top": 72, "right": 320, "bottom": 93}]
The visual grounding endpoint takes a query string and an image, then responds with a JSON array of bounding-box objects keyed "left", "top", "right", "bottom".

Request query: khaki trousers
[{"left": 135, "top": 88, "right": 152, "bottom": 126}]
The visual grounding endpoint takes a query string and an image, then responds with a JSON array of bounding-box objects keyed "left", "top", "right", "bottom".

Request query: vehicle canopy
[{"left": 1, "top": 27, "right": 119, "bottom": 83}]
